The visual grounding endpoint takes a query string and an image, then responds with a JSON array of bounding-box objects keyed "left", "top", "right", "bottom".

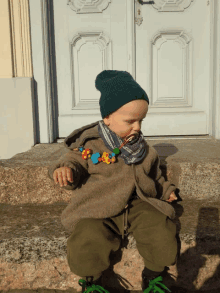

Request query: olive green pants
[{"left": 67, "top": 198, "right": 177, "bottom": 280}]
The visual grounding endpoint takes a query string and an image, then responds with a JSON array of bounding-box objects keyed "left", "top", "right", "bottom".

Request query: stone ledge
[
  {"left": 1, "top": 137, "right": 220, "bottom": 166},
  {"left": 0, "top": 140, "right": 220, "bottom": 205}
]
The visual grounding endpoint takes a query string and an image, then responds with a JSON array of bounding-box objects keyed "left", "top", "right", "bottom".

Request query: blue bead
[{"left": 91, "top": 153, "right": 101, "bottom": 164}]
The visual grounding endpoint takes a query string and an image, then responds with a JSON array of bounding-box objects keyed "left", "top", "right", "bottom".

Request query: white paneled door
[
  {"left": 135, "top": 0, "right": 211, "bottom": 136},
  {"left": 54, "top": 0, "right": 211, "bottom": 138},
  {"left": 53, "top": 0, "right": 129, "bottom": 137}
]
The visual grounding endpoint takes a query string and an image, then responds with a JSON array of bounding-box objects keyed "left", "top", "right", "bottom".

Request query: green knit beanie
[{"left": 95, "top": 70, "right": 149, "bottom": 119}]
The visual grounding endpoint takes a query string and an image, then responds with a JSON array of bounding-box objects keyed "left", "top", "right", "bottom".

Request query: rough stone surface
[
  {"left": 0, "top": 138, "right": 220, "bottom": 205},
  {"left": 1, "top": 199, "right": 220, "bottom": 291},
  {"left": 0, "top": 138, "right": 220, "bottom": 292},
  {"left": 1, "top": 241, "right": 220, "bottom": 292}
]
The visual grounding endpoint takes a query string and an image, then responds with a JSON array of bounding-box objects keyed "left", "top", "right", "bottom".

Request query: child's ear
[{"left": 103, "top": 116, "right": 110, "bottom": 125}]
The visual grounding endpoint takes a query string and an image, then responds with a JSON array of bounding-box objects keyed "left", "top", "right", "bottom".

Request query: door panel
[
  {"left": 53, "top": 0, "right": 128, "bottom": 137},
  {"left": 135, "top": 0, "right": 210, "bottom": 136}
]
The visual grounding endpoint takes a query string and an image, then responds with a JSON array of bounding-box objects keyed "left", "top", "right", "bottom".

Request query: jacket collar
[{"left": 64, "top": 120, "right": 101, "bottom": 150}]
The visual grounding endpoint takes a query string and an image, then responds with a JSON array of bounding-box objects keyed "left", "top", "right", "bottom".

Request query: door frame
[{"left": 29, "top": 0, "right": 220, "bottom": 143}]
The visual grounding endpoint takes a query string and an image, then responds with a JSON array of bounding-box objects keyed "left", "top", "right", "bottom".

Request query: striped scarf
[{"left": 98, "top": 120, "right": 147, "bottom": 165}]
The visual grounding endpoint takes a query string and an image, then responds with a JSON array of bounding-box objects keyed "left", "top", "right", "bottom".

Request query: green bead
[{"left": 113, "top": 148, "right": 120, "bottom": 154}]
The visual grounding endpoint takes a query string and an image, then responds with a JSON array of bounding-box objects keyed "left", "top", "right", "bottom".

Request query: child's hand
[
  {"left": 165, "top": 191, "right": 178, "bottom": 202},
  {"left": 53, "top": 167, "right": 74, "bottom": 187}
]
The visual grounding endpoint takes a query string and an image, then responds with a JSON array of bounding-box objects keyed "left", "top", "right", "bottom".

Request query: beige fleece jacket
[{"left": 48, "top": 121, "right": 176, "bottom": 234}]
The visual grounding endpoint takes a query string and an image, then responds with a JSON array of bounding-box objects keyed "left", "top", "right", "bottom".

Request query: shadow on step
[
  {"left": 174, "top": 204, "right": 220, "bottom": 291},
  {"left": 152, "top": 142, "right": 220, "bottom": 291}
]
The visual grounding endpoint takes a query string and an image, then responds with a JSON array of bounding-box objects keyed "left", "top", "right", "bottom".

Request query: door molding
[
  {"left": 126, "top": 0, "right": 136, "bottom": 78},
  {"left": 69, "top": 31, "right": 112, "bottom": 111},
  {"left": 29, "top": 0, "right": 220, "bottom": 142},
  {"left": 211, "top": 0, "right": 220, "bottom": 139},
  {"left": 40, "top": 0, "right": 54, "bottom": 143},
  {"left": 29, "top": 0, "right": 58, "bottom": 143},
  {"left": 67, "top": 0, "right": 111, "bottom": 13}
]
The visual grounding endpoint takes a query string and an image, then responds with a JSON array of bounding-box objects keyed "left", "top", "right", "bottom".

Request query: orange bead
[
  {"left": 85, "top": 148, "right": 92, "bottom": 154},
  {"left": 111, "top": 157, "right": 116, "bottom": 163},
  {"left": 82, "top": 148, "right": 92, "bottom": 160}
]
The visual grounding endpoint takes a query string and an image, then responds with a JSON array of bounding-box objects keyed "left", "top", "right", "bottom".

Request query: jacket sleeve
[
  {"left": 47, "top": 148, "right": 89, "bottom": 190},
  {"left": 148, "top": 153, "right": 176, "bottom": 201}
]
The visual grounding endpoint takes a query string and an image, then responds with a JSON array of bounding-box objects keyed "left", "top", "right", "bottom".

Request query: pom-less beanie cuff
[{"left": 95, "top": 70, "right": 149, "bottom": 119}]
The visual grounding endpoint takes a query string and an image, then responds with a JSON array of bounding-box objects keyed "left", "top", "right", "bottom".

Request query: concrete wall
[{"left": 0, "top": 78, "right": 35, "bottom": 159}]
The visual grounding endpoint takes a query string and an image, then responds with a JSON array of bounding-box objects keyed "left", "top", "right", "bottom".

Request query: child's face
[{"left": 103, "top": 99, "right": 148, "bottom": 140}]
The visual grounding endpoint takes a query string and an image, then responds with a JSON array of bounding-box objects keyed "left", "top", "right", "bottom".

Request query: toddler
[{"left": 48, "top": 70, "right": 178, "bottom": 293}]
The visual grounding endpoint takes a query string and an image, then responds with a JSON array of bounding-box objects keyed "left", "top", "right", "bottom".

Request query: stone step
[
  {"left": 0, "top": 138, "right": 220, "bottom": 292},
  {"left": 1, "top": 198, "right": 220, "bottom": 292},
  {"left": 0, "top": 138, "right": 220, "bottom": 206},
  {"left": 0, "top": 288, "right": 220, "bottom": 293}
]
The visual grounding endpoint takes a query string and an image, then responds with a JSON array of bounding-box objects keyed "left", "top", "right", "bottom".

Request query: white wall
[{"left": 0, "top": 78, "right": 35, "bottom": 159}]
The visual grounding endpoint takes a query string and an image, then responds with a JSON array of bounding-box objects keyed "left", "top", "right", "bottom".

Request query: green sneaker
[
  {"left": 79, "top": 275, "right": 110, "bottom": 293},
  {"left": 142, "top": 275, "right": 172, "bottom": 293}
]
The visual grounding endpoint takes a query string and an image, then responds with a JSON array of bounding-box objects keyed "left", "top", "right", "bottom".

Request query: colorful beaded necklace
[{"left": 73, "top": 133, "right": 139, "bottom": 165}]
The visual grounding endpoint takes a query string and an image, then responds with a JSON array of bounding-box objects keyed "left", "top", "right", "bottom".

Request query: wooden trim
[
  {"left": 127, "top": 0, "right": 135, "bottom": 79},
  {"left": 212, "top": 0, "right": 220, "bottom": 140},
  {"left": 28, "top": 0, "right": 57, "bottom": 143},
  {"left": 40, "top": 0, "right": 55, "bottom": 143},
  {"left": 9, "top": 0, "right": 33, "bottom": 77}
]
